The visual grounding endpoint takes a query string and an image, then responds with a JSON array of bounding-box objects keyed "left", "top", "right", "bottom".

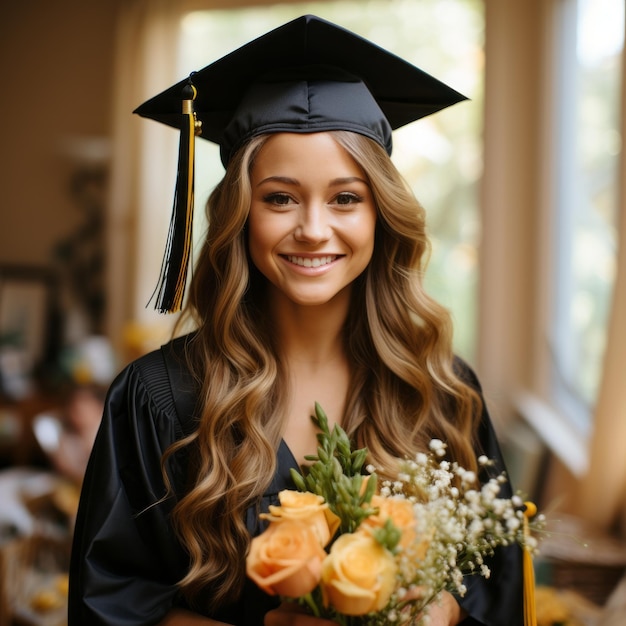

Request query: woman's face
[{"left": 248, "top": 132, "right": 377, "bottom": 308}]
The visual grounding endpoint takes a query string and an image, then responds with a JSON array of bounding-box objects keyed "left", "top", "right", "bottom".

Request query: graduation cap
[{"left": 134, "top": 14, "right": 467, "bottom": 313}]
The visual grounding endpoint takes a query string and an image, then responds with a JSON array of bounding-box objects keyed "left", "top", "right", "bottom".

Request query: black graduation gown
[{"left": 68, "top": 335, "right": 523, "bottom": 625}]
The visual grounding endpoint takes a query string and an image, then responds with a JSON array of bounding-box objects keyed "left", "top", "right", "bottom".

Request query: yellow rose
[
  {"left": 265, "top": 490, "right": 340, "bottom": 547},
  {"left": 321, "top": 531, "right": 397, "bottom": 615},
  {"left": 362, "top": 495, "right": 417, "bottom": 548},
  {"left": 246, "top": 519, "right": 327, "bottom": 597}
]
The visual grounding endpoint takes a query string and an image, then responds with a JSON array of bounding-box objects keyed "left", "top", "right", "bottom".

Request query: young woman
[{"left": 69, "top": 15, "right": 523, "bottom": 626}]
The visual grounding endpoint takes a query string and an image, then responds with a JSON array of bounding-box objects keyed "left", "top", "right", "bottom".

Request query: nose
[{"left": 294, "top": 203, "right": 332, "bottom": 243}]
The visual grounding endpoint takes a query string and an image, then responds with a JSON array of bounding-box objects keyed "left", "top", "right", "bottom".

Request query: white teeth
[{"left": 286, "top": 255, "right": 336, "bottom": 268}]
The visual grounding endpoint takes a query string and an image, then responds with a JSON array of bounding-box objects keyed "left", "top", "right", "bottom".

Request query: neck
[{"left": 268, "top": 289, "right": 350, "bottom": 368}]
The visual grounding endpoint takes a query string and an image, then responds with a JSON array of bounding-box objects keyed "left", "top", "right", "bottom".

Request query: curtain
[
  {"left": 106, "top": 0, "right": 183, "bottom": 360},
  {"left": 576, "top": 13, "right": 626, "bottom": 533}
]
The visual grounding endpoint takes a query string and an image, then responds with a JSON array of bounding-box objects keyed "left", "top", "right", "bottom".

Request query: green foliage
[
  {"left": 290, "top": 402, "right": 378, "bottom": 535},
  {"left": 371, "top": 519, "right": 402, "bottom": 554}
]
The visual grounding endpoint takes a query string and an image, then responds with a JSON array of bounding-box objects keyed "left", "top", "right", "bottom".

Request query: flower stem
[{"left": 301, "top": 592, "right": 321, "bottom": 618}]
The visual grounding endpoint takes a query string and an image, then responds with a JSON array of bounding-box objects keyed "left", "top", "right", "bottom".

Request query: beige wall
[{"left": 0, "top": 0, "right": 120, "bottom": 267}]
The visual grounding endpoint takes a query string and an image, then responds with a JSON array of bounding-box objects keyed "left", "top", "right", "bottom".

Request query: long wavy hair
[{"left": 167, "top": 131, "right": 482, "bottom": 610}]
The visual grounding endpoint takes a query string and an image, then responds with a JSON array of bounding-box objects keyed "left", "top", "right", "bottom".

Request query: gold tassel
[
  {"left": 523, "top": 501, "right": 538, "bottom": 626},
  {"left": 151, "top": 75, "right": 201, "bottom": 313}
]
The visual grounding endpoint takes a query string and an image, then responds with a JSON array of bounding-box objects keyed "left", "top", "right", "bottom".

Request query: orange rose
[
  {"left": 246, "top": 519, "right": 327, "bottom": 597},
  {"left": 361, "top": 495, "right": 417, "bottom": 548},
  {"left": 320, "top": 531, "right": 397, "bottom": 615},
  {"left": 265, "top": 490, "right": 340, "bottom": 547}
]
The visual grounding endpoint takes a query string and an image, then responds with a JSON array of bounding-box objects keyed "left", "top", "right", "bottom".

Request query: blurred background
[{"left": 0, "top": 0, "right": 625, "bottom": 624}]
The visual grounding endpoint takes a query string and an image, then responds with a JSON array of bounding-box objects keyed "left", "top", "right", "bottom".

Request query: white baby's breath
[{"left": 361, "top": 438, "right": 543, "bottom": 626}]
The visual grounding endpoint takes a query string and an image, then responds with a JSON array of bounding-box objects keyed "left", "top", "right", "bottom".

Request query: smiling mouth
[{"left": 284, "top": 255, "right": 338, "bottom": 268}]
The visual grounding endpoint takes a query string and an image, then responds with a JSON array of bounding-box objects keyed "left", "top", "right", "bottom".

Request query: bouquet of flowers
[{"left": 246, "top": 403, "right": 542, "bottom": 625}]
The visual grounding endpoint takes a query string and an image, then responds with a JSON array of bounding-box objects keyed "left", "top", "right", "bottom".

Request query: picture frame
[{"left": 0, "top": 265, "right": 58, "bottom": 394}]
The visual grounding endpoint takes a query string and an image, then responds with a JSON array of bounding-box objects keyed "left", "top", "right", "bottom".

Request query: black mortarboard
[{"left": 134, "top": 14, "right": 467, "bottom": 313}]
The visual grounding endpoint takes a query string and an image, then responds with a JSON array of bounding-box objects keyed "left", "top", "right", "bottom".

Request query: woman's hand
[
  {"left": 418, "top": 591, "right": 466, "bottom": 626},
  {"left": 264, "top": 602, "right": 338, "bottom": 626},
  {"left": 264, "top": 592, "right": 466, "bottom": 626}
]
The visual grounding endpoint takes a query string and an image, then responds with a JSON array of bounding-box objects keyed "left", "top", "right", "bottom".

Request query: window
[
  {"left": 551, "top": 0, "right": 624, "bottom": 432},
  {"left": 177, "top": 0, "right": 485, "bottom": 361}
]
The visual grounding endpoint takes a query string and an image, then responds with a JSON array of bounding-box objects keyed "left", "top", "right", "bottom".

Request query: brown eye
[
  {"left": 264, "top": 193, "right": 293, "bottom": 205},
  {"left": 334, "top": 192, "right": 362, "bottom": 205}
]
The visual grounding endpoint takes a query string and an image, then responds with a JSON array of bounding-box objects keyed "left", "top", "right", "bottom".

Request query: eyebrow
[
  {"left": 255, "top": 175, "right": 369, "bottom": 187},
  {"left": 256, "top": 176, "right": 299, "bottom": 187}
]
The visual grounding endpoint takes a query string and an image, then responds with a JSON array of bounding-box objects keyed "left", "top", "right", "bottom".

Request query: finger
[{"left": 264, "top": 607, "right": 338, "bottom": 626}]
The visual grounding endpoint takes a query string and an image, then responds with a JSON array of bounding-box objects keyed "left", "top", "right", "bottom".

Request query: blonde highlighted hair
[{"left": 168, "top": 131, "right": 482, "bottom": 609}]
